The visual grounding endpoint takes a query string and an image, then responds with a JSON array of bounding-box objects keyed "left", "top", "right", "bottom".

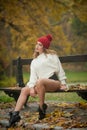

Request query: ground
[{"left": 0, "top": 101, "right": 87, "bottom": 130}]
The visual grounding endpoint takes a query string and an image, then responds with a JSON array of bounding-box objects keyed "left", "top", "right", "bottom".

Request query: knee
[
  {"left": 21, "top": 87, "right": 29, "bottom": 96},
  {"left": 36, "top": 79, "right": 45, "bottom": 89}
]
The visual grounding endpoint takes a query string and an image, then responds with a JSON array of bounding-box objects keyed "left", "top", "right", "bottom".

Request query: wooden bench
[{"left": 0, "top": 54, "right": 87, "bottom": 102}]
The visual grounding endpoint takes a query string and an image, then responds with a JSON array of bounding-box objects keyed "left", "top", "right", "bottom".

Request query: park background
[
  {"left": 0, "top": 0, "right": 87, "bottom": 95},
  {"left": 0, "top": 1, "right": 87, "bottom": 129}
]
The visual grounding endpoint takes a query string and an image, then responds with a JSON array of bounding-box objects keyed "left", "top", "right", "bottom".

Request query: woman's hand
[
  {"left": 30, "top": 88, "right": 36, "bottom": 97},
  {"left": 60, "top": 84, "right": 69, "bottom": 91}
]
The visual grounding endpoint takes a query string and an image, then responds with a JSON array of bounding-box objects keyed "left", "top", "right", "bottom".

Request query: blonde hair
[{"left": 33, "top": 49, "right": 57, "bottom": 59}]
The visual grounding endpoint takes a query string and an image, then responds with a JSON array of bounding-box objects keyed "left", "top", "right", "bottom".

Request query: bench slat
[
  {"left": 12, "top": 54, "right": 87, "bottom": 65},
  {"left": 0, "top": 87, "right": 87, "bottom": 93}
]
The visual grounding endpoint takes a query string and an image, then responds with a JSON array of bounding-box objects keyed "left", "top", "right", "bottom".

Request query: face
[{"left": 35, "top": 42, "right": 44, "bottom": 54}]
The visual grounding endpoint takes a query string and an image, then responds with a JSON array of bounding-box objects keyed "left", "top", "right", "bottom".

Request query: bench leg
[
  {"left": 4, "top": 91, "right": 29, "bottom": 107},
  {"left": 4, "top": 91, "right": 20, "bottom": 101}
]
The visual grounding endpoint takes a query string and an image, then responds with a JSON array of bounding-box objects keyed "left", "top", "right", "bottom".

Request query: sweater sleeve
[
  {"left": 55, "top": 55, "right": 67, "bottom": 85},
  {"left": 26, "top": 61, "right": 38, "bottom": 88}
]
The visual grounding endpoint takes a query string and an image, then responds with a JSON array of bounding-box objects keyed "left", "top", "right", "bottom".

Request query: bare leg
[
  {"left": 35, "top": 79, "right": 61, "bottom": 109},
  {"left": 14, "top": 86, "right": 30, "bottom": 111},
  {"left": 35, "top": 79, "right": 61, "bottom": 120},
  {"left": 7, "top": 86, "right": 31, "bottom": 127}
]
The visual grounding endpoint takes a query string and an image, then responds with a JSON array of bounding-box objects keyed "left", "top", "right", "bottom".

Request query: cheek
[{"left": 40, "top": 47, "right": 44, "bottom": 51}]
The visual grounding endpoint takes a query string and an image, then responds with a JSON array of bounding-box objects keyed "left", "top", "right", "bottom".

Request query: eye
[
  {"left": 39, "top": 43, "right": 43, "bottom": 46},
  {"left": 37, "top": 42, "right": 43, "bottom": 47}
]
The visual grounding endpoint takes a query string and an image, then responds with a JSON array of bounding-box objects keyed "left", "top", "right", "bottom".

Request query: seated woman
[{"left": 7, "top": 34, "right": 69, "bottom": 127}]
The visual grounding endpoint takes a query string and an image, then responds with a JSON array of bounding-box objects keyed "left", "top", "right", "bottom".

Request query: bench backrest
[{"left": 12, "top": 54, "right": 87, "bottom": 87}]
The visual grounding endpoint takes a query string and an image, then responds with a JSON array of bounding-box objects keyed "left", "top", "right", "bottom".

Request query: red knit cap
[{"left": 37, "top": 34, "right": 52, "bottom": 49}]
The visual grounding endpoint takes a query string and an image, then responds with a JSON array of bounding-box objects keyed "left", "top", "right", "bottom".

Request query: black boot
[
  {"left": 7, "top": 111, "right": 21, "bottom": 128},
  {"left": 38, "top": 103, "right": 47, "bottom": 120}
]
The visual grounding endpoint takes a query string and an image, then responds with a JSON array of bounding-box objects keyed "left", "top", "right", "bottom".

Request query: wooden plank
[
  {"left": 12, "top": 58, "right": 32, "bottom": 65},
  {"left": 59, "top": 54, "right": 87, "bottom": 63},
  {"left": 12, "top": 54, "right": 87, "bottom": 65},
  {"left": 0, "top": 87, "right": 21, "bottom": 92},
  {"left": 0, "top": 87, "right": 87, "bottom": 93}
]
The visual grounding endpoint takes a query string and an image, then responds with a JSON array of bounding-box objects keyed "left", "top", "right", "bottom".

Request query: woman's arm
[
  {"left": 26, "top": 61, "right": 38, "bottom": 88},
  {"left": 55, "top": 55, "right": 67, "bottom": 85}
]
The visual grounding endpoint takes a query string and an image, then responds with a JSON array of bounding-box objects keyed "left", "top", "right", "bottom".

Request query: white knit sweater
[{"left": 27, "top": 53, "right": 67, "bottom": 88}]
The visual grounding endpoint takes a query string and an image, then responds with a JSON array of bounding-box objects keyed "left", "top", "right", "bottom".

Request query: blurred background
[{"left": 0, "top": 0, "right": 87, "bottom": 87}]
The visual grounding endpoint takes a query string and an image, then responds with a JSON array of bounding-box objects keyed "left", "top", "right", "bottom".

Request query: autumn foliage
[
  {"left": 0, "top": 101, "right": 87, "bottom": 129},
  {"left": 0, "top": 0, "right": 87, "bottom": 77}
]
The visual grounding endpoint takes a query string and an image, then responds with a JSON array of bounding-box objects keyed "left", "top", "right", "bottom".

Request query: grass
[
  {"left": 23, "top": 70, "right": 87, "bottom": 84},
  {"left": 0, "top": 92, "right": 14, "bottom": 102},
  {"left": 45, "top": 92, "right": 86, "bottom": 102},
  {"left": 66, "top": 70, "right": 87, "bottom": 83},
  {"left": 0, "top": 91, "right": 86, "bottom": 103}
]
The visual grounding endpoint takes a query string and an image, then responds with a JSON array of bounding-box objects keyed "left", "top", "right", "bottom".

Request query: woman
[{"left": 8, "top": 34, "right": 69, "bottom": 127}]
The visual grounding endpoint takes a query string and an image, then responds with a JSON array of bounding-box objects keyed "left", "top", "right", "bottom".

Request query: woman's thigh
[{"left": 41, "top": 79, "right": 61, "bottom": 92}]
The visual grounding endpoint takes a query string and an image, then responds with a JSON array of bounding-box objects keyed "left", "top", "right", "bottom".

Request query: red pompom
[{"left": 46, "top": 34, "right": 52, "bottom": 41}]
